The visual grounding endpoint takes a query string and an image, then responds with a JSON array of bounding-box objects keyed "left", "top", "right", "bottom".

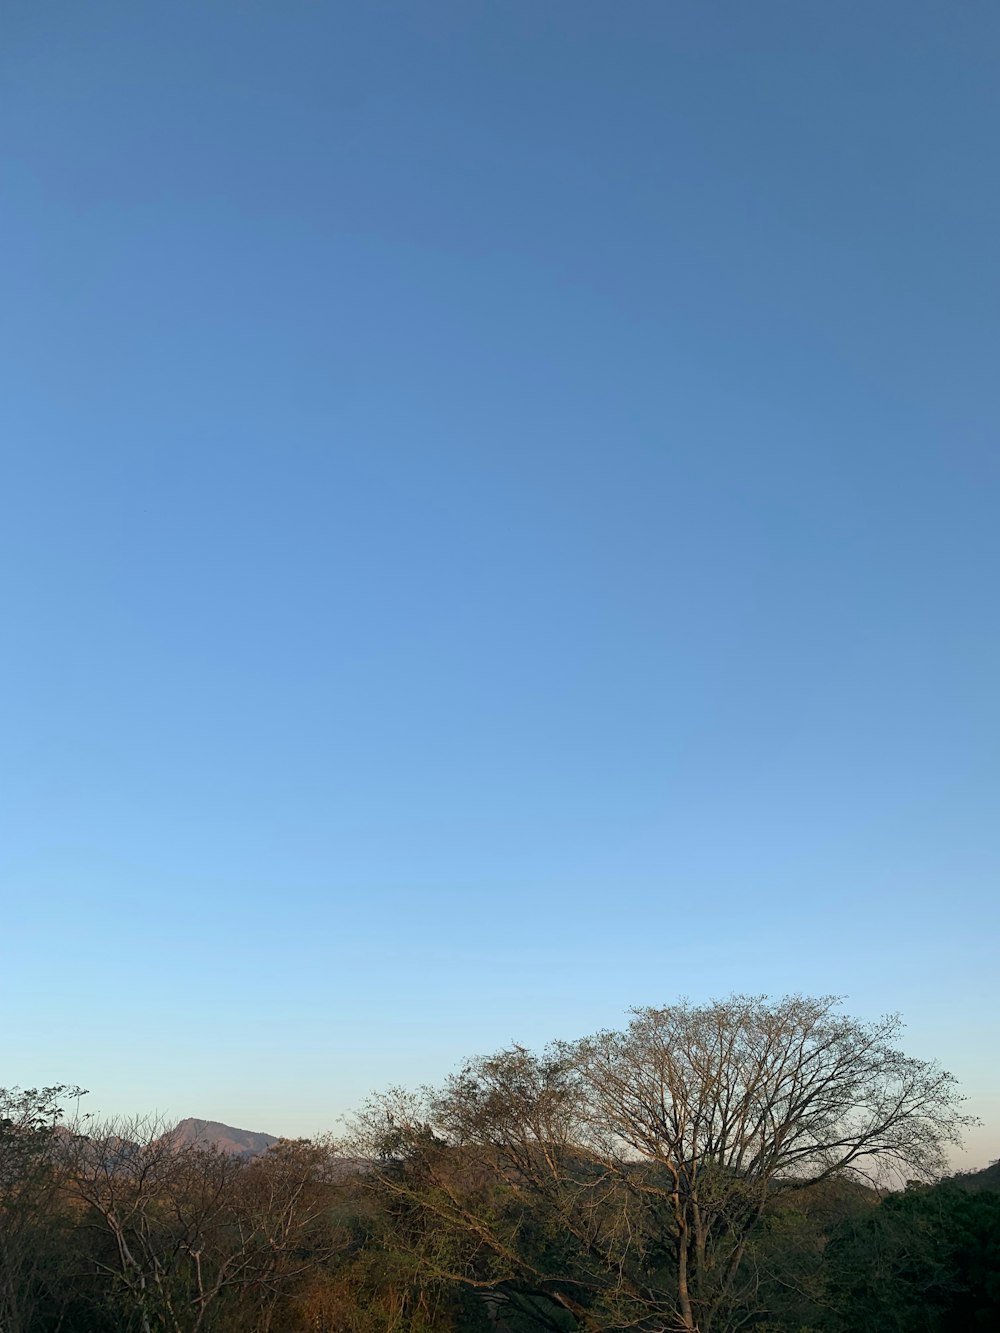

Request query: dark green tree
[
  {"left": 825, "top": 1180, "right": 1000, "bottom": 1333},
  {"left": 0, "top": 1085, "right": 87, "bottom": 1333}
]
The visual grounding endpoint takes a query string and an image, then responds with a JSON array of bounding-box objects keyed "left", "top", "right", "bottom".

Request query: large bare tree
[{"left": 352, "top": 995, "right": 974, "bottom": 1333}]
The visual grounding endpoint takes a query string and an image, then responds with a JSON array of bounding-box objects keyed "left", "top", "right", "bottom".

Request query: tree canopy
[
  {"left": 0, "top": 996, "right": 991, "bottom": 1333},
  {"left": 352, "top": 995, "right": 975, "bottom": 1333}
]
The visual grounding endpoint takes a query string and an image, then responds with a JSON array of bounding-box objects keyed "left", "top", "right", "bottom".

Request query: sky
[{"left": 2, "top": 2, "right": 998, "bottom": 1165}]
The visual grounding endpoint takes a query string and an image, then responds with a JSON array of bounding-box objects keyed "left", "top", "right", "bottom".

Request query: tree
[
  {"left": 825, "top": 1179, "right": 1000, "bottom": 1333},
  {"left": 62, "top": 1118, "right": 350, "bottom": 1333},
  {"left": 227, "top": 1135, "right": 353, "bottom": 1332},
  {"left": 352, "top": 996, "right": 974, "bottom": 1333},
  {"left": 0, "top": 1084, "right": 87, "bottom": 1333}
]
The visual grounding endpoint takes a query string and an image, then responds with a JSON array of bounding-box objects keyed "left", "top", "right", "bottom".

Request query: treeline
[{"left": 2, "top": 995, "right": 998, "bottom": 1333}]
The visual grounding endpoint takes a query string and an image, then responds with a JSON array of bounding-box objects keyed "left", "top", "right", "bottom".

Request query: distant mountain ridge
[
  {"left": 948, "top": 1159, "right": 1000, "bottom": 1192},
  {"left": 160, "top": 1122, "right": 1000, "bottom": 1185},
  {"left": 167, "top": 1118, "right": 278, "bottom": 1157}
]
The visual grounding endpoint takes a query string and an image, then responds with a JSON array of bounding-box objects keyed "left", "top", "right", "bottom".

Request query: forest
[{"left": 2, "top": 996, "right": 997, "bottom": 1333}]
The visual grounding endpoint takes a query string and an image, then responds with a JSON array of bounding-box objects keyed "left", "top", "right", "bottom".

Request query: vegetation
[{"left": 1, "top": 996, "right": 996, "bottom": 1332}]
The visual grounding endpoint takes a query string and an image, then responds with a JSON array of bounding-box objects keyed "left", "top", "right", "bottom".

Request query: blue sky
[{"left": 2, "top": 2, "right": 998, "bottom": 1163}]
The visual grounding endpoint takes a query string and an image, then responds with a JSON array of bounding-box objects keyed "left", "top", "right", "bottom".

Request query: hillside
[
  {"left": 167, "top": 1118, "right": 278, "bottom": 1156},
  {"left": 948, "top": 1159, "right": 1000, "bottom": 1192}
]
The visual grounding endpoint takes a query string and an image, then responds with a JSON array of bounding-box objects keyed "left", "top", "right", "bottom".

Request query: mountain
[
  {"left": 167, "top": 1118, "right": 278, "bottom": 1157},
  {"left": 948, "top": 1159, "right": 1000, "bottom": 1192}
]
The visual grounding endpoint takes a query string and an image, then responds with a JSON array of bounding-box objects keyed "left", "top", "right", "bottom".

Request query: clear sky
[{"left": 2, "top": 2, "right": 998, "bottom": 1165}]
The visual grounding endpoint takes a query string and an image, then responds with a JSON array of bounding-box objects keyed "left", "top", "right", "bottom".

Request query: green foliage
[
  {"left": 825, "top": 1182, "right": 1000, "bottom": 1333},
  {"left": 0, "top": 1086, "right": 89, "bottom": 1333}
]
